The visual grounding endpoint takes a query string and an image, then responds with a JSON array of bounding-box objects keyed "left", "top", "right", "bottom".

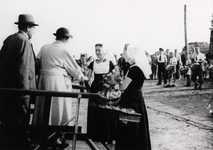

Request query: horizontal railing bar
[
  {"left": 0, "top": 87, "right": 98, "bottom": 98},
  {"left": 0, "top": 124, "right": 82, "bottom": 132}
]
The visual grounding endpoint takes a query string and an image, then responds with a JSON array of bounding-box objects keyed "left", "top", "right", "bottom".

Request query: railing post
[
  {"left": 42, "top": 96, "right": 52, "bottom": 125},
  {"left": 72, "top": 93, "right": 82, "bottom": 150}
]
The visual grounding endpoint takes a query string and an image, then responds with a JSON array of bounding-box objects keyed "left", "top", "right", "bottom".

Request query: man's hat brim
[
  {"left": 14, "top": 14, "right": 39, "bottom": 26},
  {"left": 14, "top": 22, "right": 39, "bottom": 26}
]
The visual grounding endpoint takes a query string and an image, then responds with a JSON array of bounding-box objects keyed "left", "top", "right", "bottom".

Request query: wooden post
[
  {"left": 209, "top": 14, "right": 213, "bottom": 53},
  {"left": 184, "top": 5, "right": 188, "bottom": 55}
]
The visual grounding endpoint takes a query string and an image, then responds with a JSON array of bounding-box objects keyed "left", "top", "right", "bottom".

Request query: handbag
[
  {"left": 180, "top": 67, "right": 189, "bottom": 75},
  {"left": 190, "top": 63, "right": 200, "bottom": 71},
  {"left": 166, "top": 65, "right": 174, "bottom": 71}
]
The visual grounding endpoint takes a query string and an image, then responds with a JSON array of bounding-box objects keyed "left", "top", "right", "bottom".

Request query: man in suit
[
  {"left": 157, "top": 48, "right": 167, "bottom": 86},
  {"left": 0, "top": 14, "right": 39, "bottom": 149}
]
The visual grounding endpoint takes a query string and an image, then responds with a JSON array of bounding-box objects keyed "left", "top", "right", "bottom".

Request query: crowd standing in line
[{"left": 147, "top": 47, "right": 212, "bottom": 89}]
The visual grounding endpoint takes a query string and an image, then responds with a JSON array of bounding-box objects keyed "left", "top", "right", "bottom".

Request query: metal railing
[{"left": 0, "top": 85, "right": 97, "bottom": 150}]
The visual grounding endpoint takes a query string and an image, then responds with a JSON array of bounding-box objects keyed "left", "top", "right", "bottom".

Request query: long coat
[
  {"left": 33, "top": 41, "right": 84, "bottom": 125},
  {"left": 0, "top": 31, "right": 37, "bottom": 124}
]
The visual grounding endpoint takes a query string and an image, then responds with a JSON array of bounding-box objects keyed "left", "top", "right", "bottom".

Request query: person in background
[
  {"left": 206, "top": 49, "right": 213, "bottom": 83},
  {"left": 117, "top": 53, "right": 126, "bottom": 76},
  {"left": 165, "top": 49, "right": 170, "bottom": 64},
  {"left": 77, "top": 53, "right": 88, "bottom": 74},
  {"left": 145, "top": 51, "right": 152, "bottom": 79},
  {"left": 181, "top": 49, "right": 187, "bottom": 67},
  {"left": 151, "top": 52, "right": 158, "bottom": 79},
  {"left": 157, "top": 48, "right": 167, "bottom": 85},
  {"left": 191, "top": 47, "right": 206, "bottom": 90},
  {"left": 33, "top": 27, "right": 87, "bottom": 146},
  {"left": 165, "top": 52, "right": 177, "bottom": 87},
  {"left": 87, "top": 55, "right": 94, "bottom": 66},
  {"left": 109, "top": 44, "right": 151, "bottom": 150},
  {"left": 183, "top": 54, "right": 192, "bottom": 87},
  {"left": 77, "top": 53, "right": 89, "bottom": 85},
  {"left": 174, "top": 49, "right": 182, "bottom": 79},
  {"left": 0, "top": 14, "right": 39, "bottom": 149},
  {"left": 190, "top": 48, "right": 197, "bottom": 63}
]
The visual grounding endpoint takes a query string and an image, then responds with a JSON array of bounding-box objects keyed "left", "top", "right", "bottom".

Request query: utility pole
[
  {"left": 184, "top": 5, "right": 188, "bottom": 55},
  {"left": 209, "top": 14, "right": 213, "bottom": 53}
]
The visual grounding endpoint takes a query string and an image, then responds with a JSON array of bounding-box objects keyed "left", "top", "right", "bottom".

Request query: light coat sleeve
[{"left": 64, "top": 50, "right": 84, "bottom": 80}]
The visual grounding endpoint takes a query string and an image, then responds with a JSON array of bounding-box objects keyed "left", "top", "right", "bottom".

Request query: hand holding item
[
  {"left": 113, "top": 84, "right": 120, "bottom": 90},
  {"left": 79, "top": 75, "right": 88, "bottom": 82}
]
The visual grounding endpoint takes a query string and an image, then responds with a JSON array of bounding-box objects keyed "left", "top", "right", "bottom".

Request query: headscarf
[{"left": 126, "top": 44, "right": 152, "bottom": 79}]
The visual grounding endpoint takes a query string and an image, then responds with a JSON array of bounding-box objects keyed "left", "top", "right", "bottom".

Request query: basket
[
  {"left": 180, "top": 67, "right": 189, "bottom": 75},
  {"left": 98, "top": 93, "right": 121, "bottom": 106},
  {"left": 190, "top": 63, "right": 200, "bottom": 71},
  {"left": 88, "top": 105, "right": 141, "bottom": 123},
  {"left": 166, "top": 65, "right": 174, "bottom": 71}
]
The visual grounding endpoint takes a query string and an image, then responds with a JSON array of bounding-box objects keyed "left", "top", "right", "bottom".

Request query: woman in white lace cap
[
  {"left": 86, "top": 43, "right": 117, "bottom": 142},
  {"left": 111, "top": 44, "right": 152, "bottom": 150}
]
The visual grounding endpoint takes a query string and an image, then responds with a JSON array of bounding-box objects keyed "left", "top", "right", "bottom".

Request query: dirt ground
[{"left": 71, "top": 78, "right": 213, "bottom": 150}]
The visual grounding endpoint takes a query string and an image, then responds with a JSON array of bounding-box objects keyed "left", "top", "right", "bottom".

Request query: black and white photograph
[{"left": 0, "top": 0, "right": 213, "bottom": 149}]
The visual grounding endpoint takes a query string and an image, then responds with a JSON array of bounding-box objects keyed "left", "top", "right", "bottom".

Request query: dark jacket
[
  {"left": 0, "top": 31, "right": 37, "bottom": 124},
  {"left": 0, "top": 31, "right": 37, "bottom": 89}
]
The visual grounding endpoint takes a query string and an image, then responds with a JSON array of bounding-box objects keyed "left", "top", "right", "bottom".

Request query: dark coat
[
  {"left": 0, "top": 31, "right": 37, "bottom": 124},
  {"left": 0, "top": 31, "right": 37, "bottom": 89}
]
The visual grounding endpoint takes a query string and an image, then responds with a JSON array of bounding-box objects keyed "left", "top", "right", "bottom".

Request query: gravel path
[{"left": 70, "top": 79, "right": 213, "bottom": 150}]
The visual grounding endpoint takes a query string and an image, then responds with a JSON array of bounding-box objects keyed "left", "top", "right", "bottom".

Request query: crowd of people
[
  {"left": 145, "top": 47, "right": 213, "bottom": 89},
  {"left": 0, "top": 13, "right": 212, "bottom": 150},
  {"left": 0, "top": 14, "right": 152, "bottom": 150}
]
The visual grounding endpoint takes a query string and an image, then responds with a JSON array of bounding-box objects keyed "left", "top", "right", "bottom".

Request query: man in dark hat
[
  {"left": 0, "top": 14, "right": 39, "bottom": 149},
  {"left": 157, "top": 48, "right": 167, "bottom": 86}
]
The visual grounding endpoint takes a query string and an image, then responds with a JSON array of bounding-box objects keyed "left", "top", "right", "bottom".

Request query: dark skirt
[
  {"left": 115, "top": 90, "right": 151, "bottom": 150},
  {"left": 87, "top": 78, "right": 117, "bottom": 142}
]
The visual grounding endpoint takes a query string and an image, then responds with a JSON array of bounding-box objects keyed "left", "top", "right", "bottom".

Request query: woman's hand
[{"left": 79, "top": 75, "right": 88, "bottom": 82}]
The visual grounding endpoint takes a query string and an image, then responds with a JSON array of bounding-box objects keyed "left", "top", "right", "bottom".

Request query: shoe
[
  {"left": 165, "top": 84, "right": 171, "bottom": 87},
  {"left": 194, "top": 83, "right": 199, "bottom": 90},
  {"left": 171, "top": 84, "right": 176, "bottom": 87},
  {"left": 197, "top": 85, "right": 202, "bottom": 90},
  {"left": 185, "top": 82, "right": 191, "bottom": 87}
]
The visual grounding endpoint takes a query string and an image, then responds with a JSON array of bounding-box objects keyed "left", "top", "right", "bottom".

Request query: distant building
[{"left": 182, "top": 42, "right": 209, "bottom": 54}]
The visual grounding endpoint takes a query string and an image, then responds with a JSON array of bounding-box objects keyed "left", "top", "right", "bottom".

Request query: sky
[{"left": 0, "top": 0, "right": 212, "bottom": 58}]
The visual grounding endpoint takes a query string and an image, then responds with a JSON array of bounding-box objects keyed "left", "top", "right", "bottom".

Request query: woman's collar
[{"left": 96, "top": 58, "right": 107, "bottom": 63}]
